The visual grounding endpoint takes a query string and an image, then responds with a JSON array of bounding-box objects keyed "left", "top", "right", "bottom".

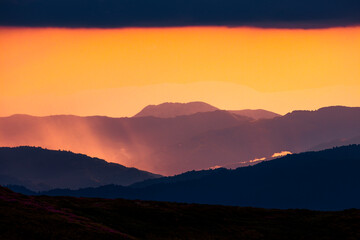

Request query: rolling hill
[
  {"left": 0, "top": 147, "right": 159, "bottom": 191},
  {"left": 27, "top": 145, "right": 360, "bottom": 210}
]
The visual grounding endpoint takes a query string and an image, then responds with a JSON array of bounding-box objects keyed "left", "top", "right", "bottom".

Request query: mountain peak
[{"left": 133, "top": 101, "right": 219, "bottom": 118}]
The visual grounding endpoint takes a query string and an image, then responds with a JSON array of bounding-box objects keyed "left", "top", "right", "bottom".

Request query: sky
[
  {"left": 1, "top": 1, "right": 359, "bottom": 117},
  {"left": 1, "top": 0, "right": 360, "bottom": 28},
  {"left": 1, "top": 26, "right": 359, "bottom": 116}
]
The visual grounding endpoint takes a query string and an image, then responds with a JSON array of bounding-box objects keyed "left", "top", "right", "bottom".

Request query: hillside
[
  {"left": 1, "top": 186, "right": 360, "bottom": 240},
  {"left": 32, "top": 145, "right": 360, "bottom": 210},
  {"left": 0, "top": 147, "right": 159, "bottom": 191}
]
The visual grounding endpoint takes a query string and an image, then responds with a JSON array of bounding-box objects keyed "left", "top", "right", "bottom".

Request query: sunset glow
[{"left": 1, "top": 27, "right": 360, "bottom": 116}]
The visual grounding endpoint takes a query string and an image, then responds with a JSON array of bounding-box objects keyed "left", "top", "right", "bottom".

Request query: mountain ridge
[{"left": 1, "top": 105, "right": 359, "bottom": 175}]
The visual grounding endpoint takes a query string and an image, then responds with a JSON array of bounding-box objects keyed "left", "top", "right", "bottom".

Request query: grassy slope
[{"left": 1, "top": 187, "right": 360, "bottom": 240}]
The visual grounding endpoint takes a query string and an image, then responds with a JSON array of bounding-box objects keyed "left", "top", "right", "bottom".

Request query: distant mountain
[
  {"left": 153, "top": 106, "right": 360, "bottom": 173},
  {"left": 133, "top": 101, "right": 219, "bottom": 118},
  {"left": 0, "top": 147, "right": 160, "bottom": 191},
  {"left": 0, "top": 110, "right": 249, "bottom": 175},
  {"left": 229, "top": 109, "right": 280, "bottom": 120},
  {"left": 1, "top": 106, "right": 359, "bottom": 175},
  {"left": 31, "top": 145, "right": 360, "bottom": 210},
  {"left": 134, "top": 101, "right": 281, "bottom": 120},
  {"left": 3, "top": 186, "right": 360, "bottom": 240}
]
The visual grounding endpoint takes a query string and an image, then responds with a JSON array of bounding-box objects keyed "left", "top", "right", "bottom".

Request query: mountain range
[
  {"left": 0, "top": 104, "right": 359, "bottom": 175},
  {"left": 9, "top": 145, "right": 360, "bottom": 210},
  {"left": 0, "top": 146, "right": 159, "bottom": 191}
]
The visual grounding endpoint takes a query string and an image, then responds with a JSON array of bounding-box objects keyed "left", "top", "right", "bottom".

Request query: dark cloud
[{"left": 0, "top": 0, "right": 359, "bottom": 28}]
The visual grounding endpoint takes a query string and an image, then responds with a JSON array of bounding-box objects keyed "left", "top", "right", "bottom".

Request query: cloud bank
[{"left": 0, "top": 0, "right": 359, "bottom": 28}]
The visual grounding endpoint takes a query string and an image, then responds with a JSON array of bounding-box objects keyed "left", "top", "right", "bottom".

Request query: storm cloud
[{"left": 0, "top": 0, "right": 359, "bottom": 28}]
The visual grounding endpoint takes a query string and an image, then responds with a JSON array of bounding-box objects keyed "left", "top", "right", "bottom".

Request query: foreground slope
[
  {"left": 37, "top": 145, "right": 360, "bottom": 210},
  {"left": 1, "top": 186, "right": 360, "bottom": 240},
  {"left": 0, "top": 147, "right": 159, "bottom": 191}
]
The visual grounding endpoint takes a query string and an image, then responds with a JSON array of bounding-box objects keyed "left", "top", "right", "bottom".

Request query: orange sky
[{"left": 1, "top": 27, "right": 359, "bottom": 116}]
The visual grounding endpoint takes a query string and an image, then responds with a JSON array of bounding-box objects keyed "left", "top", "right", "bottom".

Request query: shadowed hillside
[
  {"left": 1, "top": 186, "right": 360, "bottom": 240},
  {"left": 0, "top": 147, "right": 159, "bottom": 191},
  {"left": 29, "top": 145, "right": 360, "bottom": 210}
]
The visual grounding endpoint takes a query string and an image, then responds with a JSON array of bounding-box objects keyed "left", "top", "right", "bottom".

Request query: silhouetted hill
[
  {"left": 1, "top": 106, "right": 359, "bottom": 175},
  {"left": 133, "top": 101, "right": 219, "bottom": 118},
  {"left": 229, "top": 109, "right": 280, "bottom": 120},
  {"left": 130, "top": 168, "right": 228, "bottom": 188},
  {"left": 1, "top": 186, "right": 360, "bottom": 240},
  {"left": 0, "top": 147, "right": 159, "bottom": 191},
  {"left": 33, "top": 145, "right": 360, "bottom": 210}
]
